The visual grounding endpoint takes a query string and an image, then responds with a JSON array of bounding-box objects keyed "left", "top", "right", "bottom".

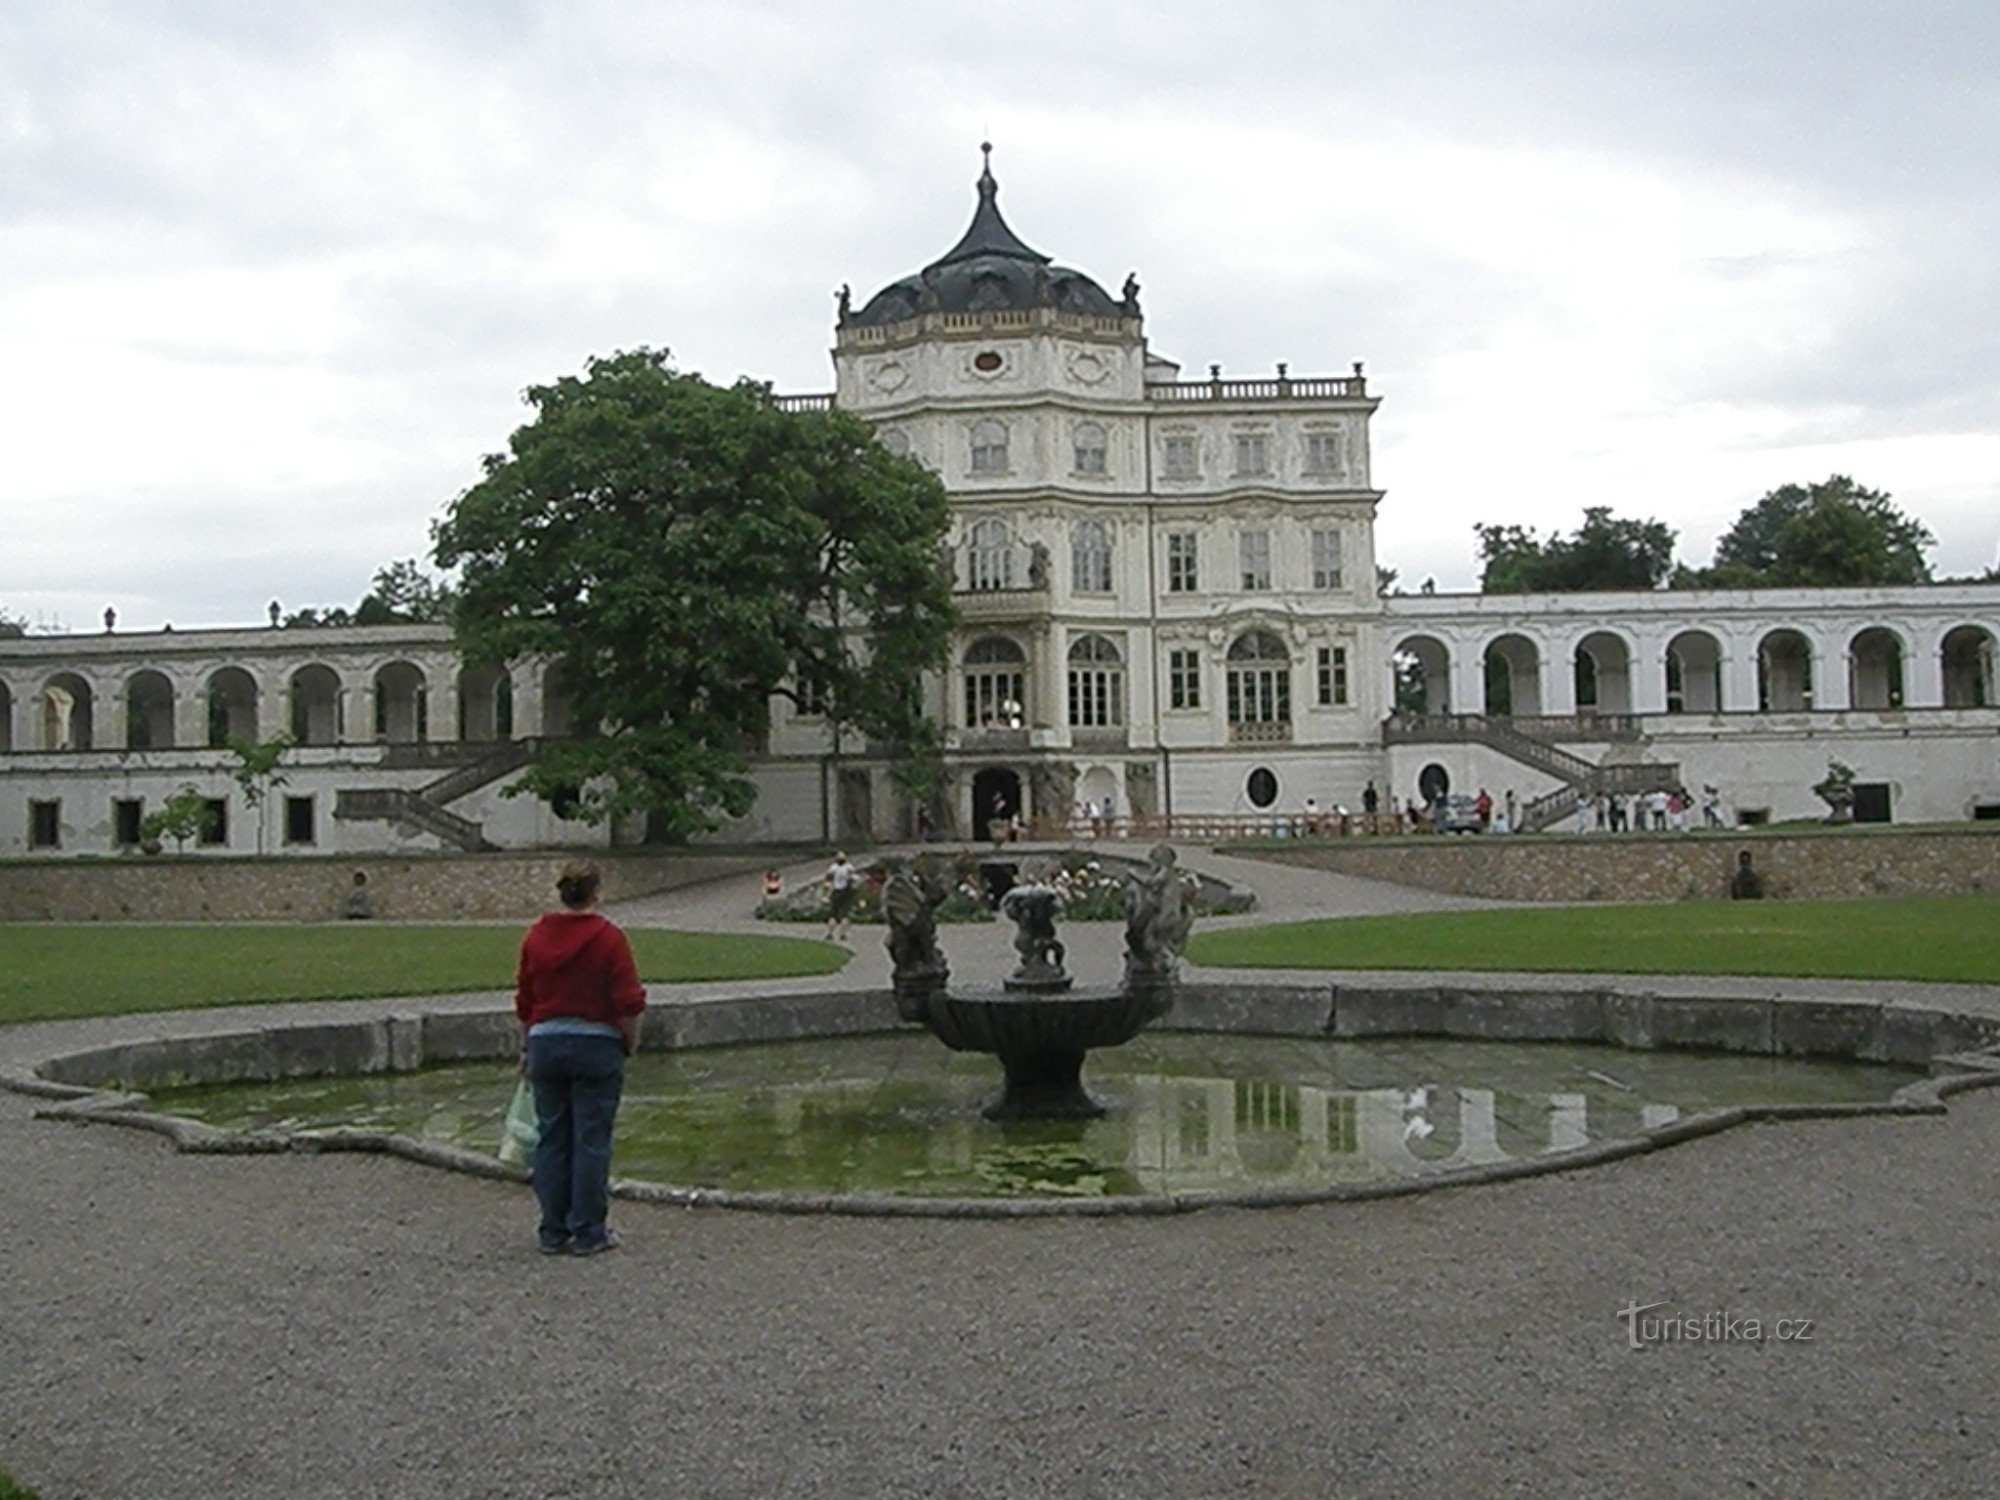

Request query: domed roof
[{"left": 847, "top": 147, "right": 1133, "bottom": 328}]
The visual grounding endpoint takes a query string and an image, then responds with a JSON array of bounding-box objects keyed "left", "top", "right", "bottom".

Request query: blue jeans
[{"left": 526, "top": 1031, "right": 626, "bottom": 1249}]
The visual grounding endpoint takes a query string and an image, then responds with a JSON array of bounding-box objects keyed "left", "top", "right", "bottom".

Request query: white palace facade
[{"left": 4, "top": 155, "right": 1998, "bottom": 857}]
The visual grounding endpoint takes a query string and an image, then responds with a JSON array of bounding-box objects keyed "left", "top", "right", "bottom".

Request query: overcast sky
[{"left": 5, "top": 0, "right": 1997, "bottom": 631}]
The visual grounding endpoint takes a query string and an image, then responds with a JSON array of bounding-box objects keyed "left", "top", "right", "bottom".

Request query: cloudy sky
[{"left": 5, "top": 0, "right": 1997, "bottom": 631}]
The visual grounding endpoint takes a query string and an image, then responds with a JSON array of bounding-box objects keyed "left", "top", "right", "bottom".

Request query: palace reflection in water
[{"left": 156, "top": 1034, "right": 1916, "bottom": 1200}]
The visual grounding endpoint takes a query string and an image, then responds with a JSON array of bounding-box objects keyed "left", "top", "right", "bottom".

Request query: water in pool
[{"left": 151, "top": 1033, "right": 1920, "bottom": 1199}]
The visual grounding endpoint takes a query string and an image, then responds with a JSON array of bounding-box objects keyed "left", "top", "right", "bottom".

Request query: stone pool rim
[{"left": 9, "top": 980, "right": 2000, "bottom": 1219}]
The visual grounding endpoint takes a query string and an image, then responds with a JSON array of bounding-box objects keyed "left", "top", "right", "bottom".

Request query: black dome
[{"left": 848, "top": 148, "right": 1130, "bottom": 327}]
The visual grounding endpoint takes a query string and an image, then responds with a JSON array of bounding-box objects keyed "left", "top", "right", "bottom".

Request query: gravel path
[{"left": 5, "top": 852, "right": 1998, "bottom": 1499}]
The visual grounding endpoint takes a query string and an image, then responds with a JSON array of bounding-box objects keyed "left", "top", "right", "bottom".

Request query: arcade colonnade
[
  {"left": 0, "top": 627, "right": 585, "bottom": 754},
  {"left": 1386, "top": 591, "right": 1997, "bottom": 719}
]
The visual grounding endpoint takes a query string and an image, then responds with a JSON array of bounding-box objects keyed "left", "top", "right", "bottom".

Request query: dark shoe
[
  {"left": 570, "top": 1229, "right": 621, "bottom": 1257},
  {"left": 538, "top": 1237, "right": 570, "bottom": 1256}
]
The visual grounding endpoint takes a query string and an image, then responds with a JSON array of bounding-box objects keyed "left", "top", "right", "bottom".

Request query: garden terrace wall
[
  {"left": 1233, "top": 825, "right": 2000, "bottom": 903},
  {"left": 0, "top": 850, "right": 773, "bottom": 923}
]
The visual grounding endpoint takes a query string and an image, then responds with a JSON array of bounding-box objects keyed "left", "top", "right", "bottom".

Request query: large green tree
[
  {"left": 433, "top": 347, "right": 956, "bottom": 837},
  {"left": 1477, "top": 506, "right": 1677, "bottom": 593},
  {"left": 1683, "top": 475, "right": 1934, "bottom": 587}
]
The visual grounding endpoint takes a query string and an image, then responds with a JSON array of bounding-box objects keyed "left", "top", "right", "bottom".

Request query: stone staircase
[
  {"left": 334, "top": 739, "right": 540, "bottom": 853},
  {"left": 1383, "top": 713, "right": 1682, "bottom": 832}
]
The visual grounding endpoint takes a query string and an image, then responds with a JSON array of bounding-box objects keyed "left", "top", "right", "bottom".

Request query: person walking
[
  {"left": 824, "top": 850, "right": 859, "bottom": 941},
  {"left": 515, "top": 861, "right": 645, "bottom": 1257}
]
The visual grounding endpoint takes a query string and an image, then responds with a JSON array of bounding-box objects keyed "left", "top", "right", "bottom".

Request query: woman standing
[{"left": 515, "top": 861, "right": 646, "bottom": 1256}]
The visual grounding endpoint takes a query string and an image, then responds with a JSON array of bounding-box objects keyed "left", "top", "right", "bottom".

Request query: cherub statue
[{"left": 1124, "top": 843, "right": 1193, "bottom": 979}]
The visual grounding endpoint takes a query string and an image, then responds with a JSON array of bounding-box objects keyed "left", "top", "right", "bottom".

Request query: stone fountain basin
[{"left": 10, "top": 981, "right": 2000, "bottom": 1215}]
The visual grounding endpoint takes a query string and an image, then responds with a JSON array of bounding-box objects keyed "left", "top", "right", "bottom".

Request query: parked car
[{"left": 1434, "top": 794, "right": 1485, "bottom": 833}]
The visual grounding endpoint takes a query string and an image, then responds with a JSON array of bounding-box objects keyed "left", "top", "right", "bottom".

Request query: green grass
[
  {"left": 0, "top": 924, "right": 847, "bottom": 1026},
  {"left": 1187, "top": 895, "right": 2000, "bottom": 984},
  {"left": 0, "top": 1470, "right": 41, "bottom": 1500}
]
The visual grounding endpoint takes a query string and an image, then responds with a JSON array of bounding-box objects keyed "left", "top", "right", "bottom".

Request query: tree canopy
[
  {"left": 432, "top": 347, "right": 956, "bottom": 837},
  {"left": 284, "top": 559, "right": 452, "bottom": 628},
  {"left": 1476, "top": 506, "right": 1677, "bottom": 593},
  {"left": 1679, "top": 475, "right": 1934, "bottom": 587}
]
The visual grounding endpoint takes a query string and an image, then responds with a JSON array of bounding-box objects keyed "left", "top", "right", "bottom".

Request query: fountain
[{"left": 886, "top": 845, "right": 1192, "bottom": 1119}]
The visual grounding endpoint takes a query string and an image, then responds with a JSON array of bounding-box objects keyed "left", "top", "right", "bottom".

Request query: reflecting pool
[{"left": 152, "top": 1034, "right": 1919, "bottom": 1200}]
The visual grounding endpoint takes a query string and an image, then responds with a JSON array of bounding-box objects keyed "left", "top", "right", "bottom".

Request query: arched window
[
  {"left": 970, "top": 420, "right": 1009, "bottom": 474},
  {"left": 964, "top": 637, "right": 1026, "bottom": 728},
  {"left": 1848, "top": 627, "right": 1905, "bottom": 710},
  {"left": 374, "top": 661, "right": 428, "bottom": 743},
  {"left": 967, "top": 519, "right": 1015, "bottom": 592},
  {"left": 1067, "top": 635, "right": 1125, "bottom": 728},
  {"left": 1072, "top": 422, "right": 1107, "bottom": 475},
  {"left": 205, "top": 667, "right": 258, "bottom": 747},
  {"left": 290, "top": 664, "right": 343, "bottom": 745},
  {"left": 1226, "top": 631, "right": 1291, "bottom": 741},
  {"left": 125, "top": 670, "right": 176, "bottom": 750},
  {"left": 1071, "top": 520, "right": 1113, "bottom": 594}
]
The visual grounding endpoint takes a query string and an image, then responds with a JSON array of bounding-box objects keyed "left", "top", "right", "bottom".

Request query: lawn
[
  {"left": 0, "top": 924, "right": 846, "bottom": 1027},
  {"left": 1186, "top": 895, "right": 2000, "bottom": 985}
]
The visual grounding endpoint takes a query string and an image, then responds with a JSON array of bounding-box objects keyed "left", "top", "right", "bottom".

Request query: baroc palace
[{"left": 4, "top": 156, "right": 1997, "bottom": 857}]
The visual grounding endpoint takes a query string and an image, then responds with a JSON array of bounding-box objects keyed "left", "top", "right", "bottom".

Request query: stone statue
[
  {"left": 835, "top": 283, "right": 852, "bottom": 322},
  {"left": 883, "top": 856, "right": 951, "bottom": 1007},
  {"left": 1124, "top": 843, "right": 1192, "bottom": 979},
  {"left": 1028, "top": 542, "right": 1051, "bottom": 590},
  {"left": 1121, "top": 272, "right": 1141, "bottom": 314},
  {"left": 1000, "top": 869, "right": 1069, "bottom": 991}
]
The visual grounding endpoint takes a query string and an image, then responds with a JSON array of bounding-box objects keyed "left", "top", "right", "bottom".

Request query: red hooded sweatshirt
[{"left": 514, "top": 911, "right": 647, "bottom": 1032}]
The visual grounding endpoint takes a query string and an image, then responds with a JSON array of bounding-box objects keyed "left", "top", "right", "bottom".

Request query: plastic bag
[{"left": 498, "top": 1077, "right": 540, "bottom": 1166}]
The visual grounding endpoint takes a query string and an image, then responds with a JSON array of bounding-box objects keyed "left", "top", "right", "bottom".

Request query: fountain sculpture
[{"left": 887, "top": 846, "right": 1191, "bottom": 1119}]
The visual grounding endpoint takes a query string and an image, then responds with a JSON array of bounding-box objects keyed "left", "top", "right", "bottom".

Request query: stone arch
[
  {"left": 1664, "top": 630, "right": 1723, "bottom": 714},
  {"left": 205, "top": 666, "right": 258, "bottom": 747},
  {"left": 1846, "top": 626, "right": 1905, "bottom": 710},
  {"left": 40, "top": 674, "right": 94, "bottom": 749},
  {"left": 1757, "top": 629, "right": 1813, "bottom": 711},
  {"left": 1483, "top": 634, "right": 1542, "bottom": 717},
  {"left": 1572, "top": 630, "right": 1633, "bottom": 714},
  {"left": 373, "top": 661, "right": 428, "bottom": 743},
  {"left": 459, "top": 661, "right": 513, "bottom": 741},
  {"left": 124, "top": 669, "right": 176, "bottom": 749},
  {"left": 1941, "top": 624, "right": 1996, "bottom": 708},
  {"left": 1391, "top": 634, "right": 1450, "bottom": 716},
  {"left": 289, "top": 664, "right": 343, "bottom": 746}
]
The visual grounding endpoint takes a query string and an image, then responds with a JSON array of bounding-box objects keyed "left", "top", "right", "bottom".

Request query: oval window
[
  {"left": 1246, "top": 768, "right": 1278, "bottom": 809},
  {"left": 1417, "top": 763, "right": 1450, "bottom": 806},
  {"left": 973, "top": 350, "right": 1004, "bottom": 372}
]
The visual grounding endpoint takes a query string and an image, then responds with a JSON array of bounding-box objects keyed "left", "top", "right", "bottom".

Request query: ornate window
[
  {"left": 1232, "top": 431, "right": 1270, "bottom": 476},
  {"left": 1310, "top": 528, "right": 1343, "bottom": 590},
  {"left": 1303, "top": 431, "right": 1344, "bottom": 474},
  {"left": 1239, "top": 530, "right": 1272, "bottom": 591},
  {"left": 967, "top": 519, "right": 1015, "bottom": 592},
  {"left": 1071, "top": 520, "right": 1113, "bottom": 594},
  {"left": 1227, "top": 631, "right": 1292, "bottom": 739},
  {"left": 1072, "top": 423, "right": 1107, "bottom": 475},
  {"left": 1067, "top": 635, "right": 1125, "bottom": 728},
  {"left": 1316, "top": 645, "right": 1349, "bottom": 706},
  {"left": 964, "top": 637, "right": 1027, "bottom": 727},
  {"left": 1161, "top": 434, "right": 1198, "bottom": 480},
  {"left": 970, "top": 420, "right": 1009, "bottom": 473},
  {"left": 1168, "top": 648, "right": 1202, "bottom": 710},
  {"left": 1167, "top": 532, "right": 1199, "bottom": 593}
]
